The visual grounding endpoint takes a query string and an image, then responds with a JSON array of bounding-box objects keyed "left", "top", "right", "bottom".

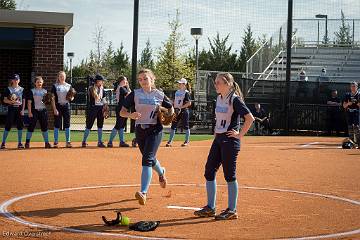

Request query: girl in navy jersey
[
  {"left": 82, "top": 74, "right": 107, "bottom": 148},
  {"left": 343, "top": 82, "right": 360, "bottom": 146},
  {"left": 25, "top": 76, "right": 55, "bottom": 149},
  {"left": 52, "top": 71, "right": 74, "bottom": 148},
  {"left": 1, "top": 74, "right": 26, "bottom": 149},
  {"left": 107, "top": 76, "right": 131, "bottom": 147},
  {"left": 194, "top": 72, "right": 254, "bottom": 220},
  {"left": 166, "top": 78, "right": 192, "bottom": 147},
  {"left": 120, "top": 69, "right": 174, "bottom": 205}
]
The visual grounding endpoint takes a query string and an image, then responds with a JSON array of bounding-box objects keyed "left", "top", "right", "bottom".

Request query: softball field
[{"left": 0, "top": 136, "right": 359, "bottom": 240}]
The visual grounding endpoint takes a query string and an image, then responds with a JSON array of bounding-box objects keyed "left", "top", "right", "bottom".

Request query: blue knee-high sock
[
  {"left": 65, "top": 128, "right": 71, "bottom": 143},
  {"left": 17, "top": 130, "right": 23, "bottom": 144},
  {"left": 26, "top": 131, "right": 33, "bottom": 142},
  {"left": 108, "top": 128, "right": 117, "bottom": 143},
  {"left": 152, "top": 160, "right": 164, "bottom": 176},
  {"left": 97, "top": 128, "right": 103, "bottom": 143},
  {"left": 228, "top": 180, "right": 238, "bottom": 211},
  {"left": 119, "top": 128, "right": 125, "bottom": 143},
  {"left": 2, "top": 130, "right": 9, "bottom": 144},
  {"left": 140, "top": 166, "right": 152, "bottom": 193},
  {"left": 54, "top": 128, "right": 59, "bottom": 143},
  {"left": 185, "top": 129, "right": 190, "bottom": 143},
  {"left": 83, "top": 128, "right": 90, "bottom": 142},
  {"left": 42, "top": 131, "right": 49, "bottom": 143},
  {"left": 206, "top": 180, "right": 216, "bottom": 209},
  {"left": 168, "top": 129, "right": 176, "bottom": 143}
]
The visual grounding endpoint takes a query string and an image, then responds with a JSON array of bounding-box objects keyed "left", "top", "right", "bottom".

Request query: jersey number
[{"left": 220, "top": 120, "right": 227, "bottom": 128}]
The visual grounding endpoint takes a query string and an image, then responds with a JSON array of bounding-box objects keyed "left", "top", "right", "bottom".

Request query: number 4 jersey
[{"left": 215, "top": 93, "right": 251, "bottom": 134}]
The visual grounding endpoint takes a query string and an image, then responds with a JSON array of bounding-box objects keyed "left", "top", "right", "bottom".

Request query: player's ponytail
[
  {"left": 233, "top": 82, "right": 244, "bottom": 101},
  {"left": 186, "top": 82, "right": 191, "bottom": 93}
]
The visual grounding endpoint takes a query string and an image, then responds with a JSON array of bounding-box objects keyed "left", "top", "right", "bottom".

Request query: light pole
[
  {"left": 315, "top": 14, "right": 328, "bottom": 44},
  {"left": 67, "top": 52, "right": 74, "bottom": 84},
  {"left": 191, "top": 28, "right": 203, "bottom": 101}
]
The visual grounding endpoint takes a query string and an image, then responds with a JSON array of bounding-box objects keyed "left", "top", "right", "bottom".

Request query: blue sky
[{"left": 15, "top": 0, "right": 360, "bottom": 66}]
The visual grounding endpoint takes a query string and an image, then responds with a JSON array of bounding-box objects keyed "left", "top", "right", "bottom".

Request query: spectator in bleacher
[
  {"left": 298, "top": 68, "right": 308, "bottom": 81},
  {"left": 319, "top": 67, "right": 330, "bottom": 81},
  {"left": 296, "top": 68, "right": 309, "bottom": 99},
  {"left": 326, "top": 89, "right": 341, "bottom": 136},
  {"left": 252, "top": 103, "right": 273, "bottom": 135}
]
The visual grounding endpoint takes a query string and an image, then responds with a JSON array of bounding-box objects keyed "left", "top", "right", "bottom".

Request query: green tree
[
  {"left": 204, "top": 33, "right": 238, "bottom": 71},
  {"left": 0, "top": 0, "right": 16, "bottom": 10},
  {"left": 239, "top": 24, "right": 258, "bottom": 72},
  {"left": 112, "top": 42, "right": 131, "bottom": 77},
  {"left": 155, "top": 10, "right": 194, "bottom": 90},
  {"left": 334, "top": 10, "right": 352, "bottom": 46},
  {"left": 139, "top": 39, "right": 155, "bottom": 70},
  {"left": 102, "top": 41, "right": 115, "bottom": 78}
]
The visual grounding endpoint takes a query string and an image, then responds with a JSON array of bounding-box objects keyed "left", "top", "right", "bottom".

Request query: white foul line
[
  {"left": 300, "top": 142, "right": 320, "bottom": 148},
  {"left": 167, "top": 206, "right": 201, "bottom": 211}
]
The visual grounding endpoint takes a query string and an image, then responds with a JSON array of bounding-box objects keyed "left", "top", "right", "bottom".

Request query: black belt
[
  {"left": 137, "top": 124, "right": 156, "bottom": 130},
  {"left": 34, "top": 108, "right": 46, "bottom": 112},
  {"left": 57, "top": 102, "right": 69, "bottom": 106}
]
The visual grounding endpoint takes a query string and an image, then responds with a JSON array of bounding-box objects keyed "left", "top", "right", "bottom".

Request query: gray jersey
[
  {"left": 214, "top": 93, "right": 251, "bottom": 134},
  {"left": 54, "top": 83, "right": 71, "bottom": 105},
  {"left": 173, "top": 89, "right": 189, "bottom": 108},
  {"left": 134, "top": 88, "right": 164, "bottom": 125},
  {"left": 8, "top": 86, "right": 24, "bottom": 106},
  {"left": 31, "top": 88, "right": 47, "bottom": 110}
]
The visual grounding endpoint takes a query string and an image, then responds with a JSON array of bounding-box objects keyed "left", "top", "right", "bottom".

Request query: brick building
[{"left": 0, "top": 9, "right": 73, "bottom": 126}]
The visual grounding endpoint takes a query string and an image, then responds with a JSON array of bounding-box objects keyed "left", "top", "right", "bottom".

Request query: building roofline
[{"left": 0, "top": 9, "right": 73, "bottom": 34}]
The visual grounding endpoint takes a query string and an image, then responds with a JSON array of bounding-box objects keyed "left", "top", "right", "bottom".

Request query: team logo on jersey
[
  {"left": 216, "top": 106, "right": 229, "bottom": 113},
  {"left": 139, "top": 98, "right": 158, "bottom": 105},
  {"left": 175, "top": 92, "right": 185, "bottom": 97}
]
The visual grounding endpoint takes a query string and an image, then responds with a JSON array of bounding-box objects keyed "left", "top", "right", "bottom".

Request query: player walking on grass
[
  {"left": 194, "top": 72, "right": 254, "bottom": 220},
  {"left": 120, "top": 69, "right": 174, "bottom": 205},
  {"left": 107, "top": 76, "right": 131, "bottom": 148},
  {"left": 1, "top": 74, "right": 26, "bottom": 149},
  {"left": 52, "top": 71, "right": 74, "bottom": 148},
  {"left": 82, "top": 74, "right": 108, "bottom": 148},
  {"left": 166, "top": 78, "right": 192, "bottom": 147},
  {"left": 343, "top": 82, "right": 360, "bottom": 148},
  {"left": 25, "top": 76, "right": 55, "bottom": 149}
]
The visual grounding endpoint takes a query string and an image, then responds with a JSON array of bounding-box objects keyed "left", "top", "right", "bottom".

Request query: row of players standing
[
  {"left": 1, "top": 72, "right": 192, "bottom": 149},
  {"left": 1, "top": 72, "right": 73, "bottom": 149}
]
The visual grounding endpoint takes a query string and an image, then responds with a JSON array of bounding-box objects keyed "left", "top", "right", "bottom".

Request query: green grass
[{"left": 0, "top": 129, "right": 213, "bottom": 142}]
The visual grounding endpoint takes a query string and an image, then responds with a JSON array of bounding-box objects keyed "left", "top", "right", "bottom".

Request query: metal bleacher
[{"left": 267, "top": 45, "right": 360, "bottom": 82}]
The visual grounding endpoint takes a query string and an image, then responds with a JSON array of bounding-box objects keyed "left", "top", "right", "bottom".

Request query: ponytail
[
  {"left": 233, "top": 82, "right": 243, "bottom": 101},
  {"left": 186, "top": 82, "right": 191, "bottom": 93}
]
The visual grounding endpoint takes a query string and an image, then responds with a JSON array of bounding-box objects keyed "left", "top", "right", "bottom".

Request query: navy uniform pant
[
  {"left": 86, "top": 105, "right": 104, "bottom": 129},
  {"left": 54, "top": 103, "right": 71, "bottom": 129},
  {"left": 5, "top": 106, "right": 23, "bottom": 131},
  {"left": 114, "top": 105, "right": 127, "bottom": 130},
  {"left": 28, "top": 109, "right": 48, "bottom": 132},
  {"left": 346, "top": 111, "right": 359, "bottom": 126},
  {"left": 204, "top": 133, "right": 241, "bottom": 182},
  {"left": 135, "top": 125, "right": 163, "bottom": 167},
  {"left": 171, "top": 108, "right": 190, "bottom": 130},
  {"left": 346, "top": 110, "right": 360, "bottom": 143}
]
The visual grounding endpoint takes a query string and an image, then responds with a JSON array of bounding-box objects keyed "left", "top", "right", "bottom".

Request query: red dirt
[{"left": 0, "top": 136, "right": 359, "bottom": 240}]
